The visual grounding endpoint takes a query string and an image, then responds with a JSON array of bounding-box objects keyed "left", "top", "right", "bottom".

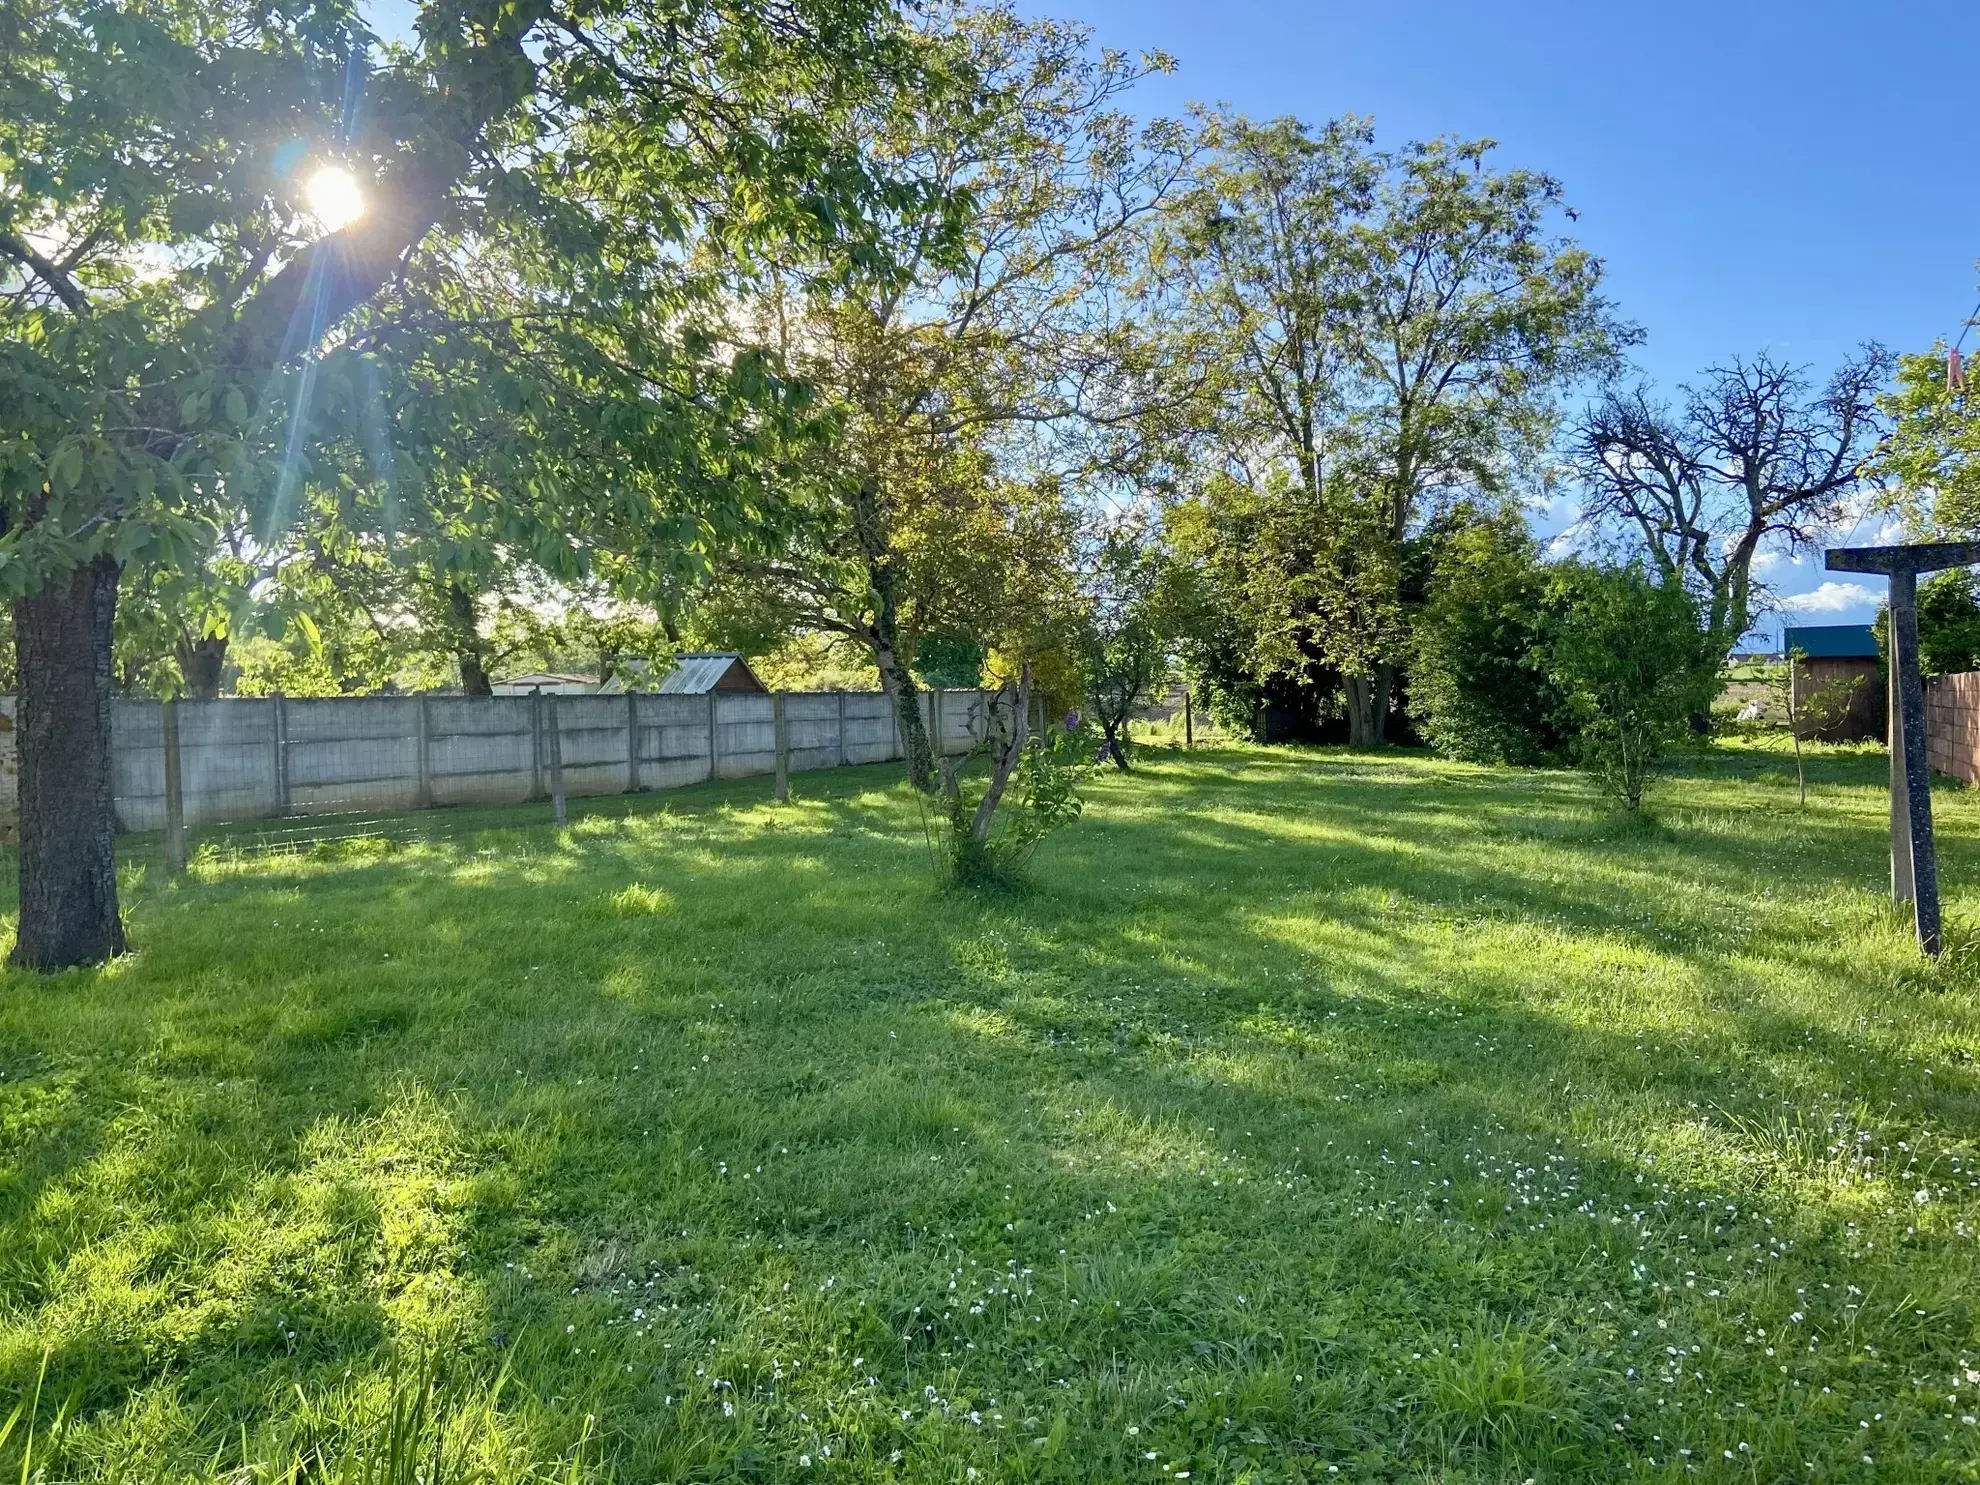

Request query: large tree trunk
[
  {"left": 855, "top": 494, "right": 934, "bottom": 790},
  {"left": 1343, "top": 667, "right": 1395, "bottom": 749},
  {"left": 874, "top": 636, "right": 934, "bottom": 792},
  {"left": 175, "top": 632, "right": 228, "bottom": 700},
  {"left": 447, "top": 583, "right": 494, "bottom": 697},
  {"left": 12, "top": 557, "right": 127, "bottom": 970},
  {"left": 459, "top": 651, "right": 493, "bottom": 698}
]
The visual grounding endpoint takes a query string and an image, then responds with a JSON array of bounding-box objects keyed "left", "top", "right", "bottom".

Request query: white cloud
[{"left": 1777, "top": 581, "right": 1881, "bottom": 615}]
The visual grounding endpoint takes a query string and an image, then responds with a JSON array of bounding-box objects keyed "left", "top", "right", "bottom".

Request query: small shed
[
  {"left": 653, "top": 652, "right": 768, "bottom": 695},
  {"left": 1782, "top": 624, "right": 1883, "bottom": 741}
]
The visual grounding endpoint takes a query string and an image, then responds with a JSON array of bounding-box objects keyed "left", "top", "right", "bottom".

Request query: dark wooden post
[
  {"left": 1827, "top": 541, "right": 1980, "bottom": 955},
  {"left": 707, "top": 690, "right": 721, "bottom": 781},
  {"left": 774, "top": 692, "right": 789, "bottom": 803},
  {"left": 545, "top": 695, "right": 567, "bottom": 825},
  {"left": 162, "top": 699, "right": 187, "bottom": 877},
  {"left": 1184, "top": 687, "right": 1194, "bottom": 749},
  {"left": 836, "top": 689, "right": 848, "bottom": 767}
]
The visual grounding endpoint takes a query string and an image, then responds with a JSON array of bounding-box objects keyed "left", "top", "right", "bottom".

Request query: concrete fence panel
[
  {"left": 284, "top": 696, "right": 422, "bottom": 815},
  {"left": 783, "top": 692, "right": 843, "bottom": 773},
  {"left": 0, "top": 685, "right": 998, "bottom": 837},
  {"left": 842, "top": 693, "right": 898, "bottom": 766},
  {"left": 714, "top": 693, "right": 776, "bottom": 779},
  {"left": 637, "top": 694, "right": 720, "bottom": 792}
]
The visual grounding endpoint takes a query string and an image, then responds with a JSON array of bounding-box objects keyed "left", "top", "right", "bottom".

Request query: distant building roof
[
  {"left": 652, "top": 652, "right": 767, "bottom": 694},
  {"left": 490, "top": 672, "right": 597, "bottom": 695},
  {"left": 1784, "top": 624, "right": 1880, "bottom": 660}
]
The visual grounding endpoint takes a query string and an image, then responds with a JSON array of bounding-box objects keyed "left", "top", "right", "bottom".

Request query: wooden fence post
[
  {"left": 162, "top": 699, "right": 187, "bottom": 876},
  {"left": 836, "top": 689, "right": 848, "bottom": 766},
  {"left": 932, "top": 688, "right": 944, "bottom": 761},
  {"left": 774, "top": 692, "right": 789, "bottom": 803},
  {"left": 626, "top": 690, "right": 641, "bottom": 792},
  {"left": 546, "top": 696, "right": 567, "bottom": 824},
  {"left": 414, "top": 694, "right": 433, "bottom": 810},
  {"left": 707, "top": 690, "right": 721, "bottom": 781},
  {"left": 1184, "top": 687, "right": 1194, "bottom": 749},
  {"left": 271, "top": 691, "right": 290, "bottom": 816}
]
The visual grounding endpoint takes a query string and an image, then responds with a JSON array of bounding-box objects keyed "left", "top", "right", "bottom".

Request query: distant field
[{"left": 5, "top": 739, "right": 1979, "bottom": 1481}]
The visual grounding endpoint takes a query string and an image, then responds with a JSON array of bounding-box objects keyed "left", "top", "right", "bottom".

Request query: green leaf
[{"left": 46, "top": 442, "right": 84, "bottom": 494}]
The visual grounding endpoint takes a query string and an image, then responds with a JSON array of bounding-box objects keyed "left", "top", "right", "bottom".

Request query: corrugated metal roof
[
  {"left": 1784, "top": 624, "right": 1880, "bottom": 660},
  {"left": 490, "top": 672, "right": 597, "bottom": 694},
  {"left": 656, "top": 653, "right": 747, "bottom": 693}
]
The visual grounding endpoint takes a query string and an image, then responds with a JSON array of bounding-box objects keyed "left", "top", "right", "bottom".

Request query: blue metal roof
[{"left": 1783, "top": 624, "right": 1879, "bottom": 660}]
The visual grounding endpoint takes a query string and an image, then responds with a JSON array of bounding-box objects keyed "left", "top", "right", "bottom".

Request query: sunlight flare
[{"left": 303, "top": 165, "right": 364, "bottom": 232}]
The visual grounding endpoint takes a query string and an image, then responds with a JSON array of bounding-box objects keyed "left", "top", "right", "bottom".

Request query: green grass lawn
[{"left": 6, "top": 740, "right": 1980, "bottom": 1482}]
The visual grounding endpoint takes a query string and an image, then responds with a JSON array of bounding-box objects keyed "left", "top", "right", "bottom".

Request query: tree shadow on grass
[{"left": 7, "top": 744, "right": 1980, "bottom": 1479}]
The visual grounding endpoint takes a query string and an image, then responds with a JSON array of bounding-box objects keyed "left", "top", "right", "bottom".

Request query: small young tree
[
  {"left": 929, "top": 664, "right": 1087, "bottom": 886},
  {"left": 1765, "top": 648, "right": 1865, "bottom": 806},
  {"left": 1541, "top": 564, "right": 1717, "bottom": 810},
  {"left": 1079, "top": 518, "right": 1175, "bottom": 769}
]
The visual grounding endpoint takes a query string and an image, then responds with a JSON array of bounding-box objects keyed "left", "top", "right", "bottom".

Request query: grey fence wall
[{"left": 82, "top": 688, "right": 992, "bottom": 834}]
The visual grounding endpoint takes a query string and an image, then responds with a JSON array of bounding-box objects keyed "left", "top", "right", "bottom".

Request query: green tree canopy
[
  {"left": 0, "top": 0, "right": 936, "bottom": 967},
  {"left": 1147, "top": 113, "right": 1625, "bottom": 745}
]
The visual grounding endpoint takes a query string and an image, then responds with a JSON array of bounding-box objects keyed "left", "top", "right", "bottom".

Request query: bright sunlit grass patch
[{"left": 6, "top": 739, "right": 1980, "bottom": 1479}]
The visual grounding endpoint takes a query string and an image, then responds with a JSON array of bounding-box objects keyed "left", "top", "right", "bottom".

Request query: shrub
[
  {"left": 1411, "top": 522, "right": 1573, "bottom": 764},
  {"left": 928, "top": 666, "right": 1087, "bottom": 887},
  {"left": 1540, "top": 564, "right": 1719, "bottom": 809}
]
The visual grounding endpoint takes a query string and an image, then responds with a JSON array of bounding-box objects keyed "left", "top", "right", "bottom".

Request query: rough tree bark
[
  {"left": 6, "top": 2, "right": 547, "bottom": 970},
  {"left": 175, "top": 633, "right": 228, "bottom": 700},
  {"left": 1343, "top": 667, "right": 1394, "bottom": 748},
  {"left": 11, "top": 556, "right": 127, "bottom": 970},
  {"left": 874, "top": 630, "right": 934, "bottom": 792},
  {"left": 1099, "top": 716, "right": 1131, "bottom": 770},
  {"left": 852, "top": 475, "right": 935, "bottom": 791},
  {"left": 964, "top": 663, "right": 1032, "bottom": 841},
  {"left": 447, "top": 583, "right": 495, "bottom": 697}
]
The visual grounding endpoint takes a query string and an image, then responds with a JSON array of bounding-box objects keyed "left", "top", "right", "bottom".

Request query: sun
[{"left": 304, "top": 165, "right": 365, "bottom": 232}]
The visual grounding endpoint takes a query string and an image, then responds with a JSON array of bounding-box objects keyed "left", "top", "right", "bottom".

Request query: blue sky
[
  {"left": 363, "top": 0, "right": 1978, "bottom": 639},
  {"left": 1027, "top": 0, "right": 1980, "bottom": 640}
]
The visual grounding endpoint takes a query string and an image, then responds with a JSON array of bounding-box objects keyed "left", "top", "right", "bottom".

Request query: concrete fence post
[
  {"left": 162, "top": 699, "right": 187, "bottom": 876},
  {"left": 271, "top": 691, "right": 290, "bottom": 817},
  {"left": 707, "top": 690, "right": 720, "bottom": 781},
  {"left": 414, "top": 694, "right": 433, "bottom": 809},
  {"left": 546, "top": 696, "right": 567, "bottom": 824},
  {"left": 626, "top": 690, "right": 641, "bottom": 792},
  {"left": 836, "top": 689, "right": 848, "bottom": 766},
  {"left": 774, "top": 692, "right": 789, "bottom": 803},
  {"left": 529, "top": 689, "right": 545, "bottom": 801}
]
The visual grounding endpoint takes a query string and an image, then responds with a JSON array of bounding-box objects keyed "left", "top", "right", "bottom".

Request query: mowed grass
[{"left": 5, "top": 739, "right": 1980, "bottom": 1482}]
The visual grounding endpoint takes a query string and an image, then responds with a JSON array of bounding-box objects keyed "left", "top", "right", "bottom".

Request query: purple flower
[{"left": 1062, "top": 709, "right": 1082, "bottom": 731}]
